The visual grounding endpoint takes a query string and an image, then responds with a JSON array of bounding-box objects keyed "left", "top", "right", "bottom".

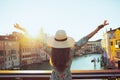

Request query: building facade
[
  {"left": 110, "top": 28, "right": 120, "bottom": 68},
  {"left": 75, "top": 39, "right": 103, "bottom": 56},
  {"left": 0, "top": 35, "right": 19, "bottom": 69},
  {"left": 102, "top": 28, "right": 120, "bottom": 68}
]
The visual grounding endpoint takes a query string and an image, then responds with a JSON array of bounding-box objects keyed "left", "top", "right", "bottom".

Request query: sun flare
[{"left": 27, "top": 29, "right": 39, "bottom": 38}]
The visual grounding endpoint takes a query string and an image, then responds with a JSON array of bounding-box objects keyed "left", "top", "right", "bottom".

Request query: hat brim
[{"left": 47, "top": 37, "right": 75, "bottom": 48}]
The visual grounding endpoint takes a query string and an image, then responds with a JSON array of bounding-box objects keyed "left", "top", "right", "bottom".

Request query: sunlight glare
[{"left": 27, "top": 28, "right": 39, "bottom": 38}]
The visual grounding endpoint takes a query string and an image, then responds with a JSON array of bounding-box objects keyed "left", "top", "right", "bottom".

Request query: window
[
  {"left": 111, "top": 41, "right": 113, "bottom": 46},
  {"left": 116, "top": 51, "right": 120, "bottom": 58},
  {"left": 0, "top": 50, "right": 4, "bottom": 56}
]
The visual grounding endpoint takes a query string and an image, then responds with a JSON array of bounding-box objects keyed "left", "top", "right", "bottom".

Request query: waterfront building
[
  {"left": 102, "top": 28, "right": 115, "bottom": 60},
  {"left": 0, "top": 35, "right": 19, "bottom": 69},
  {"left": 0, "top": 30, "right": 50, "bottom": 68},
  {"left": 110, "top": 28, "right": 120, "bottom": 68},
  {"left": 75, "top": 39, "right": 103, "bottom": 56},
  {"left": 37, "top": 28, "right": 50, "bottom": 61},
  {"left": 14, "top": 26, "right": 50, "bottom": 64},
  {"left": 102, "top": 27, "right": 120, "bottom": 68},
  {"left": 87, "top": 39, "right": 103, "bottom": 54},
  {"left": 18, "top": 34, "right": 42, "bottom": 66}
]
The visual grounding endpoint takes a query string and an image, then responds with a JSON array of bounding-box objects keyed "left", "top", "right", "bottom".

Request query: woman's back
[{"left": 50, "top": 48, "right": 72, "bottom": 80}]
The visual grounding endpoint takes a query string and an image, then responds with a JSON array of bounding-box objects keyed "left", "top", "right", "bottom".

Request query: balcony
[{"left": 0, "top": 70, "right": 120, "bottom": 80}]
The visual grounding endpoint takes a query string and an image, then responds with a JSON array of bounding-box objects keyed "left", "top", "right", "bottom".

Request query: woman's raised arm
[
  {"left": 87, "top": 20, "right": 109, "bottom": 39},
  {"left": 75, "top": 20, "right": 109, "bottom": 48}
]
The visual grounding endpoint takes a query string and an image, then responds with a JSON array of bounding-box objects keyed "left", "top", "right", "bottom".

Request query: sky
[{"left": 0, "top": 0, "right": 120, "bottom": 41}]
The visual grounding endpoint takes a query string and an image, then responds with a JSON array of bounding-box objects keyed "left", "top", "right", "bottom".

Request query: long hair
[{"left": 51, "top": 48, "right": 71, "bottom": 73}]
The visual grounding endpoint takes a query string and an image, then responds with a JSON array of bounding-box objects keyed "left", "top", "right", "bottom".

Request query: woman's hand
[
  {"left": 14, "top": 23, "right": 20, "bottom": 28},
  {"left": 103, "top": 20, "right": 109, "bottom": 26},
  {"left": 87, "top": 20, "right": 109, "bottom": 40},
  {"left": 98, "top": 20, "right": 109, "bottom": 30},
  {"left": 14, "top": 23, "right": 27, "bottom": 32}
]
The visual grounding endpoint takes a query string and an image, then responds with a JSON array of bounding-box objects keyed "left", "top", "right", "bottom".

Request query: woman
[
  {"left": 47, "top": 20, "right": 109, "bottom": 80},
  {"left": 14, "top": 20, "right": 109, "bottom": 80}
]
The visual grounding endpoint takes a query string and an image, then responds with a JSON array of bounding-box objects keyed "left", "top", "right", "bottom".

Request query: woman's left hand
[
  {"left": 103, "top": 20, "right": 109, "bottom": 26},
  {"left": 98, "top": 20, "right": 109, "bottom": 29}
]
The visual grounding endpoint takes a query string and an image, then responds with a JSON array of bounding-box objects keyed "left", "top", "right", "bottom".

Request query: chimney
[{"left": 110, "top": 28, "right": 112, "bottom": 31}]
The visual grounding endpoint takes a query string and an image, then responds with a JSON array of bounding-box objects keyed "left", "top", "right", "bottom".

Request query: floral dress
[
  {"left": 49, "top": 36, "right": 88, "bottom": 80},
  {"left": 50, "top": 60, "right": 72, "bottom": 80}
]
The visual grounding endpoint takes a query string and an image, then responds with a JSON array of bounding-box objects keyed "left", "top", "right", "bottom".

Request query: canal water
[
  {"left": 21, "top": 53, "right": 103, "bottom": 70},
  {"left": 71, "top": 53, "right": 103, "bottom": 70}
]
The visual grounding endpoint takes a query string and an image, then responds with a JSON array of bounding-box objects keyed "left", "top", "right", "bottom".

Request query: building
[
  {"left": 86, "top": 39, "right": 103, "bottom": 54},
  {"left": 14, "top": 26, "right": 50, "bottom": 65},
  {"left": 102, "top": 28, "right": 116, "bottom": 60},
  {"left": 102, "top": 27, "right": 120, "bottom": 68},
  {"left": 110, "top": 28, "right": 120, "bottom": 68},
  {"left": 16, "top": 33, "right": 41, "bottom": 66},
  {"left": 75, "top": 39, "right": 103, "bottom": 56},
  {"left": 0, "top": 35, "right": 19, "bottom": 69}
]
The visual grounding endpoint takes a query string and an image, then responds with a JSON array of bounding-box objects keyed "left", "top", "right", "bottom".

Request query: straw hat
[{"left": 47, "top": 30, "right": 75, "bottom": 48}]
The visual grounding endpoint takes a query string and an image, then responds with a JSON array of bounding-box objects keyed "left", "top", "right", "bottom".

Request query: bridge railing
[{"left": 0, "top": 70, "right": 120, "bottom": 80}]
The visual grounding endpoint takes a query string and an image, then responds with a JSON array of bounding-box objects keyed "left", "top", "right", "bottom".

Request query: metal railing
[{"left": 0, "top": 70, "right": 120, "bottom": 80}]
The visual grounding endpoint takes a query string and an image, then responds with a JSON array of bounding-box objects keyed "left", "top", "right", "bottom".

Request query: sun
[{"left": 27, "top": 29, "right": 39, "bottom": 38}]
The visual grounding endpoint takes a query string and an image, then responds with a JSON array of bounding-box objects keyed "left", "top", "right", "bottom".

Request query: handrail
[{"left": 0, "top": 70, "right": 120, "bottom": 80}]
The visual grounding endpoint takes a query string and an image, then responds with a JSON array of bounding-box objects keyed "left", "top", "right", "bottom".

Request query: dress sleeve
[{"left": 75, "top": 36, "right": 88, "bottom": 47}]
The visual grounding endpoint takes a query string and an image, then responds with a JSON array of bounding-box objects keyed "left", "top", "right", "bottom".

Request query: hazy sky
[{"left": 0, "top": 0, "right": 120, "bottom": 41}]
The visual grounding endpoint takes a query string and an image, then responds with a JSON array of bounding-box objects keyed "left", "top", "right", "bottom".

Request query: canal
[{"left": 21, "top": 53, "right": 103, "bottom": 70}]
